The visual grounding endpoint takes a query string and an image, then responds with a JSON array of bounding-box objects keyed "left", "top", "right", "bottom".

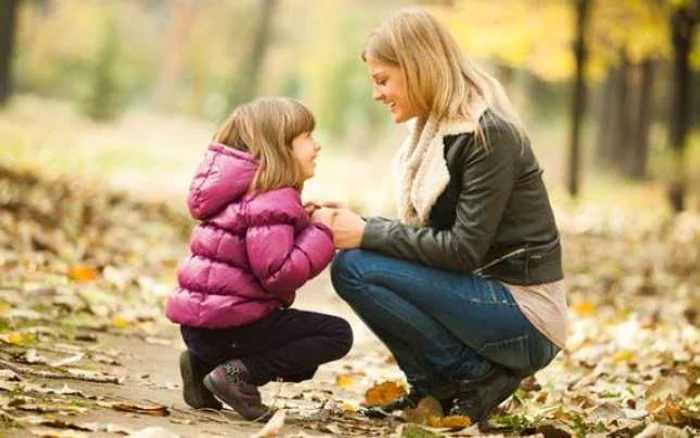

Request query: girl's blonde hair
[
  {"left": 213, "top": 97, "right": 315, "bottom": 192},
  {"left": 362, "top": 7, "right": 524, "bottom": 145}
]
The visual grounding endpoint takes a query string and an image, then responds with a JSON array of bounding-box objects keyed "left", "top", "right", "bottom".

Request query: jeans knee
[{"left": 330, "top": 249, "right": 367, "bottom": 300}]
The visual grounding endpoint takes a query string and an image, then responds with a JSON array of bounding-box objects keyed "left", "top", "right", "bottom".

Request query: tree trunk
[
  {"left": 595, "top": 69, "right": 615, "bottom": 168},
  {"left": 230, "top": 0, "right": 277, "bottom": 106},
  {"left": 611, "top": 51, "right": 631, "bottom": 169},
  {"left": 0, "top": 0, "right": 18, "bottom": 106},
  {"left": 668, "top": 2, "right": 698, "bottom": 212},
  {"left": 155, "top": 0, "right": 196, "bottom": 110},
  {"left": 568, "top": 0, "right": 591, "bottom": 197},
  {"left": 627, "top": 59, "right": 655, "bottom": 179}
]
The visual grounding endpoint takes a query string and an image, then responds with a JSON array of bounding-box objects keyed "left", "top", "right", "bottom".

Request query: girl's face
[
  {"left": 292, "top": 132, "right": 321, "bottom": 181},
  {"left": 366, "top": 55, "right": 420, "bottom": 123}
]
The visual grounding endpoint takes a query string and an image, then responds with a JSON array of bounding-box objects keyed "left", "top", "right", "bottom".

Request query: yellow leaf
[
  {"left": 613, "top": 350, "right": 634, "bottom": 363},
  {"left": 428, "top": 415, "right": 472, "bottom": 429},
  {"left": 69, "top": 265, "right": 98, "bottom": 282},
  {"left": 364, "top": 381, "right": 406, "bottom": 407},
  {"left": 573, "top": 301, "right": 596, "bottom": 316},
  {"left": 339, "top": 401, "right": 360, "bottom": 413},
  {"left": 7, "top": 332, "right": 23, "bottom": 344},
  {"left": 335, "top": 374, "right": 353, "bottom": 389},
  {"left": 111, "top": 315, "right": 130, "bottom": 329}
]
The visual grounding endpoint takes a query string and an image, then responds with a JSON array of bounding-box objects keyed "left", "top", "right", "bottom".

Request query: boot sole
[{"left": 180, "top": 352, "right": 222, "bottom": 410}]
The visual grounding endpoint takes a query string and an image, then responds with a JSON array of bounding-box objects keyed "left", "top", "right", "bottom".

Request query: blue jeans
[{"left": 331, "top": 249, "right": 559, "bottom": 395}]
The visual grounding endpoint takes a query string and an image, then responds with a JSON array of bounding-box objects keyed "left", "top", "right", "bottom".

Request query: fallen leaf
[
  {"left": 128, "top": 427, "right": 181, "bottom": 438},
  {"left": 427, "top": 415, "right": 471, "bottom": 429},
  {"left": 364, "top": 381, "right": 406, "bottom": 407},
  {"left": 613, "top": 350, "right": 634, "bottom": 363},
  {"left": 335, "top": 374, "right": 354, "bottom": 389},
  {"left": 250, "top": 409, "right": 285, "bottom": 438},
  {"left": 646, "top": 375, "right": 691, "bottom": 401},
  {"left": 537, "top": 419, "right": 576, "bottom": 438},
  {"left": 68, "top": 265, "right": 98, "bottom": 282},
  {"left": 111, "top": 315, "right": 130, "bottom": 329},
  {"left": 572, "top": 301, "right": 596, "bottom": 316},
  {"left": 109, "top": 402, "right": 169, "bottom": 416},
  {"left": 404, "top": 396, "right": 443, "bottom": 424},
  {"left": 635, "top": 422, "right": 687, "bottom": 438}
]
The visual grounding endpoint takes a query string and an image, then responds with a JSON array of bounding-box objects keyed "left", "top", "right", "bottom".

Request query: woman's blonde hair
[
  {"left": 362, "top": 7, "right": 524, "bottom": 145},
  {"left": 213, "top": 97, "right": 315, "bottom": 192}
]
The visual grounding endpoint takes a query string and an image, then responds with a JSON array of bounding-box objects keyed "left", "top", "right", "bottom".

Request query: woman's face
[
  {"left": 292, "top": 131, "right": 321, "bottom": 181},
  {"left": 366, "top": 55, "right": 420, "bottom": 123}
]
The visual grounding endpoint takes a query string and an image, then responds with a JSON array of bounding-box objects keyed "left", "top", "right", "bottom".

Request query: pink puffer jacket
[{"left": 165, "top": 143, "right": 335, "bottom": 329}]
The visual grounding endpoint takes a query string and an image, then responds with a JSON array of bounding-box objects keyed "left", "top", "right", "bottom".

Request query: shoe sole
[{"left": 180, "top": 352, "right": 221, "bottom": 410}]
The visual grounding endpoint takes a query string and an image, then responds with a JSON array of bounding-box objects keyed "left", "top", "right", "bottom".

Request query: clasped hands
[{"left": 304, "top": 200, "right": 365, "bottom": 249}]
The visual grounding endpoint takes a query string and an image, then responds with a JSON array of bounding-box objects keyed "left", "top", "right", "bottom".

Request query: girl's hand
[
  {"left": 304, "top": 202, "right": 320, "bottom": 216},
  {"left": 304, "top": 199, "right": 346, "bottom": 210},
  {"left": 311, "top": 207, "right": 336, "bottom": 228},
  {"left": 329, "top": 209, "right": 365, "bottom": 249}
]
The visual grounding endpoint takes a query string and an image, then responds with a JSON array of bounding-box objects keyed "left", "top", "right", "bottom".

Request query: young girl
[{"left": 165, "top": 97, "right": 352, "bottom": 421}]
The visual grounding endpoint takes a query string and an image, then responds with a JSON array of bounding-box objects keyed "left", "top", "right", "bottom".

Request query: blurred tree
[
  {"left": 667, "top": 0, "right": 699, "bottom": 211},
  {"left": 592, "top": 1, "right": 667, "bottom": 180},
  {"left": 229, "top": 0, "right": 277, "bottom": 107},
  {"left": 155, "top": 0, "right": 196, "bottom": 110},
  {"left": 0, "top": 0, "right": 18, "bottom": 106},
  {"left": 83, "top": 17, "right": 125, "bottom": 121},
  {"left": 568, "top": 0, "right": 591, "bottom": 197}
]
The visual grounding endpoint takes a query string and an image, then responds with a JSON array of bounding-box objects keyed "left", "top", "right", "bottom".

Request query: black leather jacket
[{"left": 361, "top": 115, "right": 563, "bottom": 285}]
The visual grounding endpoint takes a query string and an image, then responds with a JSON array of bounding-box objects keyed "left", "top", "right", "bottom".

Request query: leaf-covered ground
[{"left": 1, "top": 163, "right": 699, "bottom": 438}]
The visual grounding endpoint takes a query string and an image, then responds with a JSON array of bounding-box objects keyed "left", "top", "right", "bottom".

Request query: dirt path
[{"left": 1, "top": 275, "right": 407, "bottom": 438}]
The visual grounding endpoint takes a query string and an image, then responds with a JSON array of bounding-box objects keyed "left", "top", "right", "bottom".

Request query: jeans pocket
[{"left": 478, "top": 334, "right": 532, "bottom": 374}]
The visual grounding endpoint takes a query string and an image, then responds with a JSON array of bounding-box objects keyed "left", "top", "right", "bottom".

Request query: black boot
[
  {"left": 447, "top": 366, "right": 522, "bottom": 425},
  {"left": 180, "top": 350, "right": 222, "bottom": 410}
]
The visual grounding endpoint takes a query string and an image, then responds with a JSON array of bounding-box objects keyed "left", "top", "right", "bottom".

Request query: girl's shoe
[
  {"left": 180, "top": 351, "right": 222, "bottom": 410},
  {"left": 203, "top": 359, "right": 273, "bottom": 421}
]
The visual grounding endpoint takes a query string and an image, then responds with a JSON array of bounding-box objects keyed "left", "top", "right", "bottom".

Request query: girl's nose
[{"left": 372, "top": 85, "right": 382, "bottom": 101}]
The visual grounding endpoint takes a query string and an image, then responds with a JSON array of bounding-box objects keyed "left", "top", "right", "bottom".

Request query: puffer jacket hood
[{"left": 166, "top": 143, "right": 335, "bottom": 329}]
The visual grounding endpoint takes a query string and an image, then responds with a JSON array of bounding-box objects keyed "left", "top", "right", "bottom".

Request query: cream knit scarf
[{"left": 393, "top": 102, "right": 488, "bottom": 226}]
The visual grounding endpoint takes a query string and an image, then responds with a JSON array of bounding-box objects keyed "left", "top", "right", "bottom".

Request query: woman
[{"left": 313, "top": 8, "right": 566, "bottom": 424}]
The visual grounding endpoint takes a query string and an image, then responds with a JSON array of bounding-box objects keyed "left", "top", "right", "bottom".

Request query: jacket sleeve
[
  {"left": 361, "top": 125, "right": 519, "bottom": 272},
  {"left": 246, "top": 221, "right": 335, "bottom": 304}
]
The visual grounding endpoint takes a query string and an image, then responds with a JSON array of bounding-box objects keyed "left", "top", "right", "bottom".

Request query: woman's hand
[
  {"left": 329, "top": 209, "right": 366, "bottom": 249},
  {"left": 311, "top": 207, "right": 336, "bottom": 228}
]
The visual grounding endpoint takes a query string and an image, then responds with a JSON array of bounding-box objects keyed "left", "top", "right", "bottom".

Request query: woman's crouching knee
[{"left": 331, "top": 249, "right": 367, "bottom": 300}]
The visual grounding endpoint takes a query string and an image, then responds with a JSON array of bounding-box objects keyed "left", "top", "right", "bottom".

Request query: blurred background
[
  {"left": 0, "top": 0, "right": 697, "bottom": 218},
  {"left": 0, "top": 3, "right": 699, "bottom": 434}
]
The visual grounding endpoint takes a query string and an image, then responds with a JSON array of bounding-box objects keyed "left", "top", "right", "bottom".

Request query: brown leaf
[
  {"left": 646, "top": 375, "right": 691, "bottom": 401},
  {"left": 109, "top": 401, "right": 169, "bottom": 416},
  {"left": 404, "top": 396, "right": 443, "bottom": 424},
  {"left": 537, "top": 420, "right": 576, "bottom": 438}
]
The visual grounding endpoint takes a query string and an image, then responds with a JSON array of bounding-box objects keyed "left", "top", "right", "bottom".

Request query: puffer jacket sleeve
[{"left": 245, "top": 217, "right": 335, "bottom": 306}]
